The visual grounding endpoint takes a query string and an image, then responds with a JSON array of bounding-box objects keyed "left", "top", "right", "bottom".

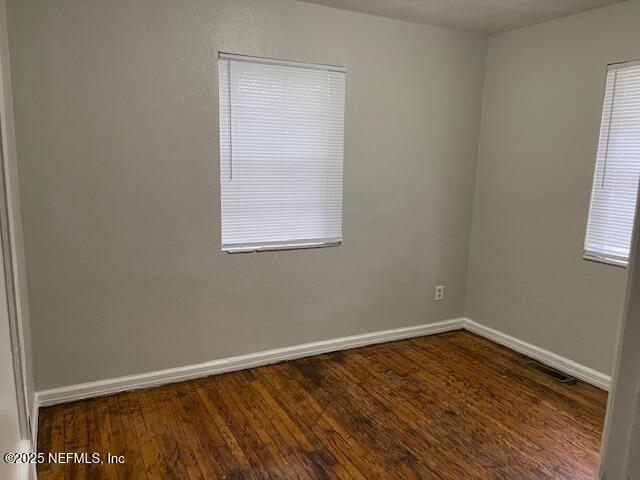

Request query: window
[
  {"left": 218, "top": 53, "right": 345, "bottom": 253},
  {"left": 584, "top": 61, "right": 640, "bottom": 267}
]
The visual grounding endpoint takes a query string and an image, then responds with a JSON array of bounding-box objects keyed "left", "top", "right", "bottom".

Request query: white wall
[
  {"left": 6, "top": 0, "right": 486, "bottom": 389},
  {"left": 466, "top": 0, "right": 640, "bottom": 375}
]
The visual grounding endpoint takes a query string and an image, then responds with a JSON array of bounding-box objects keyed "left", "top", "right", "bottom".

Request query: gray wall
[
  {"left": 466, "top": 1, "right": 640, "bottom": 375},
  {"left": 7, "top": 0, "right": 486, "bottom": 389}
]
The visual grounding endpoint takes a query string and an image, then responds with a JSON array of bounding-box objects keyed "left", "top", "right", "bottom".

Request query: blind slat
[
  {"left": 218, "top": 55, "right": 345, "bottom": 251},
  {"left": 585, "top": 63, "right": 640, "bottom": 265}
]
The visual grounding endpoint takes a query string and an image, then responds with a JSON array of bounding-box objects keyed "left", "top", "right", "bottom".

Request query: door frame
[
  {"left": 598, "top": 183, "right": 640, "bottom": 478},
  {"left": 0, "top": 117, "right": 29, "bottom": 438}
]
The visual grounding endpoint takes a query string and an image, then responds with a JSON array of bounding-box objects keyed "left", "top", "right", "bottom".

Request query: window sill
[
  {"left": 583, "top": 253, "right": 628, "bottom": 268},
  {"left": 223, "top": 240, "right": 341, "bottom": 254}
]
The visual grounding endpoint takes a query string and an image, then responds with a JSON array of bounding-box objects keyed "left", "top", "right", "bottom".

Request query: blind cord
[
  {"left": 227, "top": 60, "right": 233, "bottom": 181},
  {"left": 602, "top": 69, "right": 618, "bottom": 188}
]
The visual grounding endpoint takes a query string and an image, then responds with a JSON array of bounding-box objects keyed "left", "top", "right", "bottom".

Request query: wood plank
[{"left": 36, "top": 331, "right": 607, "bottom": 479}]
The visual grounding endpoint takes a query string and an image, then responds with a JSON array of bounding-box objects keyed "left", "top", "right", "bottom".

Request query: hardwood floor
[{"left": 37, "top": 331, "right": 608, "bottom": 479}]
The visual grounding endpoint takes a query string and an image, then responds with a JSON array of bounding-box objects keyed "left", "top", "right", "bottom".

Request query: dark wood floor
[{"left": 37, "top": 331, "right": 608, "bottom": 479}]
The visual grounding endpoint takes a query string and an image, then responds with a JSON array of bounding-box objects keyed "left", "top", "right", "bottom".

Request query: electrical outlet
[{"left": 434, "top": 285, "right": 444, "bottom": 301}]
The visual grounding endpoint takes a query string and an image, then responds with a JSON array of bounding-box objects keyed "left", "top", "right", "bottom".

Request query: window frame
[
  {"left": 583, "top": 59, "right": 640, "bottom": 268},
  {"left": 217, "top": 52, "right": 346, "bottom": 254}
]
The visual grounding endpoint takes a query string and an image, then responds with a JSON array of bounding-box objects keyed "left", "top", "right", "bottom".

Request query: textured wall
[
  {"left": 466, "top": 1, "right": 640, "bottom": 375},
  {"left": 7, "top": 0, "right": 486, "bottom": 389}
]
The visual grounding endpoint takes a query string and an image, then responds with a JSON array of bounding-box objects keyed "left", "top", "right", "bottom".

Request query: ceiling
[{"left": 297, "top": 0, "right": 626, "bottom": 33}]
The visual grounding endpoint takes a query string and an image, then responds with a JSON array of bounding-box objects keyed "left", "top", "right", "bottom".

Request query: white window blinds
[
  {"left": 218, "top": 53, "right": 345, "bottom": 253},
  {"left": 585, "top": 61, "right": 640, "bottom": 266}
]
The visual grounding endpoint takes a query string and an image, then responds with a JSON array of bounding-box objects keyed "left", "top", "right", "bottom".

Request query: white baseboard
[
  {"left": 464, "top": 318, "right": 611, "bottom": 391},
  {"left": 36, "top": 318, "right": 465, "bottom": 407},
  {"left": 34, "top": 316, "right": 610, "bottom": 409}
]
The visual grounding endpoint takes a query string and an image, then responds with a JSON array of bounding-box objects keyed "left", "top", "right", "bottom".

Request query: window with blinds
[
  {"left": 218, "top": 53, "right": 345, "bottom": 253},
  {"left": 584, "top": 60, "right": 640, "bottom": 267}
]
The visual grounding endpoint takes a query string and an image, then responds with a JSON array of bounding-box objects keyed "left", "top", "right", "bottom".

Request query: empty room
[{"left": 1, "top": 0, "right": 640, "bottom": 478}]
